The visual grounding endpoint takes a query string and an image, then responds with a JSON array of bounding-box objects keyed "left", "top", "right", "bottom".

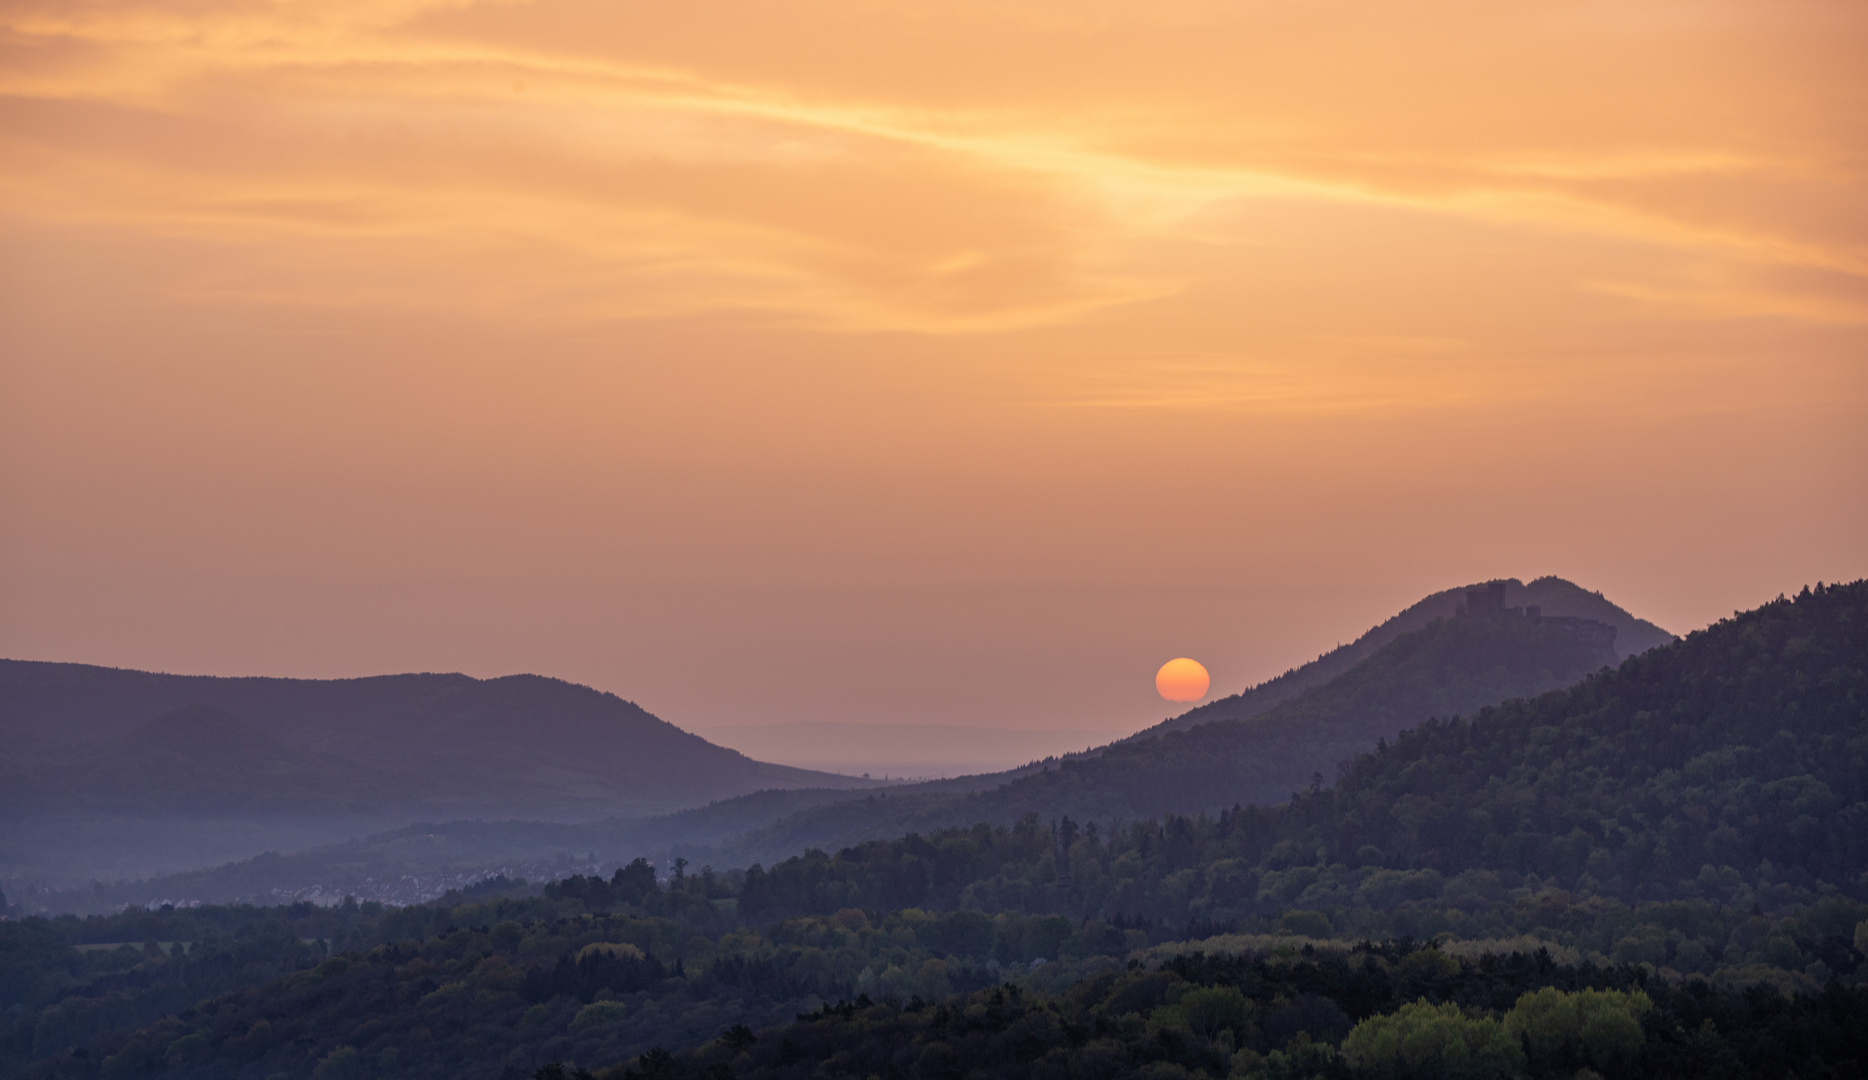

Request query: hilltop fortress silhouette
[{"left": 1459, "top": 580, "right": 1618, "bottom": 652}]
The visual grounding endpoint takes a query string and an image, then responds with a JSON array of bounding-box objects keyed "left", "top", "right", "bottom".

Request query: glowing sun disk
[{"left": 1156, "top": 658, "right": 1210, "bottom": 703}]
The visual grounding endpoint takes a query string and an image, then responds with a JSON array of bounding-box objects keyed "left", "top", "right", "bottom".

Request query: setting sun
[{"left": 1155, "top": 658, "right": 1211, "bottom": 703}]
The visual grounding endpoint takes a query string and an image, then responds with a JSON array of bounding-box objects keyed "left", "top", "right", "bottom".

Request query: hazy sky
[{"left": 2, "top": 0, "right": 1863, "bottom": 744}]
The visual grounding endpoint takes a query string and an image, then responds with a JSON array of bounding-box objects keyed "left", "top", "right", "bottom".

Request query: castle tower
[{"left": 1465, "top": 581, "right": 1508, "bottom": 619}]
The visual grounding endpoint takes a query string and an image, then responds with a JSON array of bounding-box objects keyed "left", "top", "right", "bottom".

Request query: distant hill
[
  {"left": 0, "top": 662, "right": 873, "bottom": 819},
  {"left": 1127, "top": 575, "right": 1672, "bottom": 743},
  {"left": 693, "top": 604, "right": 1631, "bottom": 866},
  {"left": 0, "top": 663, "right": 877, "bottom": 884}
]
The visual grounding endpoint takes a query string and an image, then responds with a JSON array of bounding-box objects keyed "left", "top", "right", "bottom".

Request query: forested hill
[
  {"left": 1129, "top": 575, "right": 1675, "bottom": 743},
  {"left": 726, "top": 580, "right": 1867, "bottom": 923},
  {"left": 498, "top": 576, "right": 1668, "bottom": 867},
  {"left": 700, "top": 606, "right": 1632, "bottom": 867},
  {"left": 1311, "top": 579, "right": 1867, "bottom": 899}
]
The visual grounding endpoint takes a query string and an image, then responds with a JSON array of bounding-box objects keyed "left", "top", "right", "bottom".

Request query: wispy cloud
[{"left": 4, "top": 0, "right": 1863, "bottom": 333}]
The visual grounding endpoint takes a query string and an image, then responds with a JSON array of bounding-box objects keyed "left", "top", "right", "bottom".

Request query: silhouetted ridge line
[
  {"left": 1123, "top": 574, "right": 1671, "bottom": 744},
  {"left": 0, "top": 661, "right": 882, "bottom": 883}
]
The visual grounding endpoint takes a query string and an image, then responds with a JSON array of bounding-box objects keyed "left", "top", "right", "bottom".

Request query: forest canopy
[{"left": 3, "top": 582, "right": 1864, "bottom": 1080}]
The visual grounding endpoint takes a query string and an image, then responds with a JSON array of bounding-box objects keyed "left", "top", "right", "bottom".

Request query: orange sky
[{"left": 1, "top": 0, "right": 1863, "bottom": 745}]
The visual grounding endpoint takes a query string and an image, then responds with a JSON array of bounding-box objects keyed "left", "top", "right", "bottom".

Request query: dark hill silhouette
[
  {"left": 731, "top": 581, "right": 1868, "bottom": 923},
  {"left": 697, "top": 607, "right": 1627, "bottom": 866},
  {"left": 1125, "top": 575, "right": 1672, "bottom": 743},
  {"left": 0, "top": 663, "right": 872, "bottom": 820},
  {"left": 0, "top": 575, "right": 1668, "bottom": 899},
  {"left": 767, "top": 576, "right": 1672, "bottom": 802},
  {"left": 0, "top": 665, "right": 879, "bottom": 883},
  {"left": 5, "top": 607, "right": 1643, "bottom": 909}
]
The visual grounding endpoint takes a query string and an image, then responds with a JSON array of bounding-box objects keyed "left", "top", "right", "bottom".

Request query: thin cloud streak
[{"left": 5, "top": 0, "right": 1864, "bottom": 331}]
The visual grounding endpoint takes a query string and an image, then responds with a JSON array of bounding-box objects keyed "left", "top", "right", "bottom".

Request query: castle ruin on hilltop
[{"left": 1459, "top": 581, "right": 1618, "bottom": 652}]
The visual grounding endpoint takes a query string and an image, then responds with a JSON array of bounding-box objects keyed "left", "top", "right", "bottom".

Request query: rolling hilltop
[
  {"left": 0, "top": 665, "right": 875, "bottom": 884},
  {"left": 626, "top": 576, "right": 1669, "bottom": 866},
  {"left": 639, "top": 577, "right": 1664, "bottom": 844},
  {"left": 696, "top": 596, "right": 1635, "bottom": 866}
]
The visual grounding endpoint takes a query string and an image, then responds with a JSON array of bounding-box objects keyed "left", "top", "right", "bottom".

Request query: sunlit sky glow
[{"left": 2, "top": 0, "right": 1863, "bottom": 749}]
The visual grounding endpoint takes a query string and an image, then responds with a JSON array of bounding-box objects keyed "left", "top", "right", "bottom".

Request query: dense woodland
[
  {"left": 662, "top": 951, "right": 1868, "bottom": 1080},
  {"left": 7, "top": 893, "right": 1865, "bottom": 1080},
  {"left": 3, "top": 582, "right": 1864, "bottom": 1080}
]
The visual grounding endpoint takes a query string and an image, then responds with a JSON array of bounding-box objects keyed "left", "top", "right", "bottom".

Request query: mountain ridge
[
  {"left": 606, "top": 577, "right": 1659, "bottom": 865},
  {"left": 18, "top": 589, "right": 1652, "bottom": 907},
  {"left": 0, "top": 664, "right": 880, "bottom": 885},
  {"left": 693, "top": 607, "right": 1629, "bottom": 867},
  {"left": 0, "top": 662, "right": 875, "bottom": 819},
  {"left": 0, "top": 575, "right": 1670, "bottom": 899}
]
